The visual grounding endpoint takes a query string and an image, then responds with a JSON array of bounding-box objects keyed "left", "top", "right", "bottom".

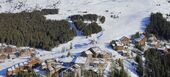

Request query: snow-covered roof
[
  {"left": 11, "top": 66, "right": 15, "bottom": 71},
  {"left": 19, "top": 62, "right": 24, "bottom": 66},
  {"left": 14, "top": 64, "right": 19, "bottom": 68},
  {"left": 134, "top": 34, "right": 145, "bottom": 42},
  {"left": 93, "top": 58, "right": 105, "bottom": 64},
  {"left": 120, "top": 36, "right": 129, "bottom": 41},
  {"left": 48, "top": 66, "right": 54, "bottom": 71},
  {"left": 158, "top": 47, "right": 166, "bottom": 51},
  {"left": 42, "top": 62, "right": 46, "bottom": 66},
  {"left": 84, "top": 50, "right": 92, "bottom": 54},
  {"left": 90, "top": 47, "right": 102, "bottom": 53},
  {"left": 75, "top": 57, "right": 87, "bottom": 64},
  {"left": 69, "top": 68, "right": 74, "bottom": 71},
  {"left": 73, "top": 64, "right": 80, "bottom": 68},
  {"left": 115, "top": 41, "right": 124, "bottom": 46},
  {"left": 60, "top": 57, "right": 74, "bottom": 63},
  {"left": 55, "top": 58, "right": 59, "bottom": 62},
  {"left": 91, "top": 68, "right": 98, "bottom": 72},
  {"left": 54, "top": 65, "right": 63, "bottom": 69},
  {"left": 7, "top": 68, "right": 12, "bottom": 71},
  {"left": 166, "top": 44, "right": 170, "bottom": 49},
  {"left": 23, "top": 61, "right": 28, "bottom": 65}
]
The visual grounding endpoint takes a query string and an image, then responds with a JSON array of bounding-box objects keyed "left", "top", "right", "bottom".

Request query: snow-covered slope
[
  {"left": 0, "top": 0, "right": 170, "bottom": 43},
  {"left": 0, "top": 0, "right": 170, "bottom": 77}
]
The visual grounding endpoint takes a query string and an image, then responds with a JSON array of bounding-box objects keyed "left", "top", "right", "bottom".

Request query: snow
[
  {"left": 115, "top": 40, "right": 124, "bottom": 46},
  {"left": 84, "top": 50, "right": 93, "bottom": 55},
  {"left": 134, "top": 34, "right": 145, "bottom": 42},
  {"left": 0, "top": 0, "right": 170, "bottom": 77},
  {"left": 0, "top": 58, "right": 28, "bottom": 77},
  {"left": 166, "top": 44, "right": 170, "bottom": 49},
  {"left": 104, "top": 62, "right": 111, "bottom": 77},
  {"left": 75, "top": 57, "right": 87, "bottom": 64},
  {"left": 124, "top": 59, "right": 138, "bottom": 77},
  {"left": 90, "top": 46, "right": 102, "bottom": 53},
  {"left": 59, "top": 57, "right": 74, "bottom": 63}
]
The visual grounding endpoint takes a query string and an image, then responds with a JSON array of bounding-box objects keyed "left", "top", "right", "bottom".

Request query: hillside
[{"left": 0, "top": 0, "right": 170, "bottom": 77}]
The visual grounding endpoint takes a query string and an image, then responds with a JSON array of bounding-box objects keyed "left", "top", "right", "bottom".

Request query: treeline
[
  {"left": 108, "top": 60, "right": 129, "bottom": 77},
  {"left": 41, "top": 9, "right": 59, "bottom": 15},
  {"left": 143, "top": 49, "right": 170, "bottom": 77},
  {"left": 74, "top": 20, "right": 102, "bottom": 36},
  {"left": 69, "top": 14, "right": 98, "bottom": 22},
  {"left": 69, "top": 14, "right": 105, "bottom": 23},
  {"left": 82, "top": 70, "right": 103, "bottom": 77},
  {"left": 14, "top": 69, "right": 40, "bottom": 77},
  {"left": 82, "top": 22, "right": 102, "bottom": 36},
  {"left": 145, "top": 13, "right": 170, "bottom": 40},
  {"left": 135, "top": 55, "right": 143, "bottom": 77},
  {"left": 135, "top": 48, "right": 170, "bottom": 77},
  {"left": 70, "top": 14, "right": 104, "bottom": 36},
  {"left": 0, "top": 11, "right": 76, "bottom": 50},
  {"left": 108, "top": 67, "right": 128, "bottom": 77}
]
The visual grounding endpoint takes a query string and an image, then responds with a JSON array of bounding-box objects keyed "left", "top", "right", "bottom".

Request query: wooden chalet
[
  {"left": 111, "top": 40, "right": 124, "bottom": 51},
  {"left": 133, "top": 34, "right": 147, "bottom": 46},
  {"left": 120, "top": 36, "right": 130, "bottom": 45}
]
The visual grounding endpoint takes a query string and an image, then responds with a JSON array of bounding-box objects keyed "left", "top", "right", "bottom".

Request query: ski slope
[
  {"left": 0, "top": 0, "right": 170, "bottom": 43},
  {"left": 0, "top": 0, "right": 170, "bottom": 77}
]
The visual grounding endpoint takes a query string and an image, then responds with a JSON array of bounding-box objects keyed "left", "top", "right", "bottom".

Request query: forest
[
  {"left": 70, "top": 14, "right": 104, "bottom": 36},
  {"left": 135, "top": 12, "right": 170, "bottom": 77},
  {"left": 0, "top": 11, "right": 76, "bottom": 50},
  {"left": 143, "top": 49, "right": 170, "bottom": 77},
  {"left": 69, "top": 14, "right": 98, "bottom": 22},
  {"left": 15, "top": 69, "right": 40, "bottom": 77},
  {"left": 108, "top": 60, "right": 129, "bottom": 77},
  {"left": 135, "top": 48, "right": 170, "bottom": 77},
  {"left": 145, "top": 12, "right": 170, "bottom": 40},
  {"left": 41, "top": 9, "right": 59, "bottom": 15}
]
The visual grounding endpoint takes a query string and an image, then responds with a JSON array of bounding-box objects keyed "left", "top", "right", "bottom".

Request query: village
[{"left": 1, "top": 32, "right": 170, "bottom": 77}]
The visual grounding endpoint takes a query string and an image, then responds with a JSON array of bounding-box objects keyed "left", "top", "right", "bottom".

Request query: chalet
[
  {"left": 97, "top": 51, "right": 112, "bottom": 60},
  {"left": 60, "top": 57, "right": 75, "bottom": 67},
  {"left": 147, "top": 34, "right": 160, "bottom": 48},
  {"left": 61, "top": 64, "right": 81, "bottom": 77},
  {"left": 165, "top": 44, "right": 170, "bottom": 53},
  {"left": 7, "top": 66, "right": 16, "bottom": 75},
  {"left": 0, "top": 48, "right": 4, "bottom": 54},
  {"left": 81, "top": 50, "right": 93, "bottom": 67},
  {"left": 120, "top": 36, "right": 130, "bottom": 45},
  {"left": 19, "top": 48, "right": 33, "bottom": 57},
  {"left": 133, "top": 34, "right": 147, "bottom": 46},
  {"left": 149, "top": 41, "right": 160, "bottom": 48},
  {"left": 90, "top": 58, "right": 106, "bottom": 74},
  {"left": 7, "top": 68, "right": 13, "bottom": 76},
  {"left": 41, "top": 62, "right": 47, "bottom": 70},
  {"left": 7, "top": 59, "right": 41, "bottom": 76},
  {"left": 53, "top": 66, "right": 62, "bottom": 77},
  {"left": 28, "top": 57, "right": 41, "bottom": 68},
  {"left": 48, "top": 66, "right": 55, "bottom": 76},
  {"left": 72, "top": 64, "right": 81, "bottom": 77},
  {"left": 14, "top": 64, "right": 20, "bottom": 73},
  {"left": 18, "top": 62, "right": 25, "bottom": 71},
  {"left": 81, "top": 50, "right": 93, "bottom": 58},
  {"left": 4, "top": 46, "right": 17, "bottom": 55},
  {"left": 148, "top": 34, "right": 157, "bottom": 42},
  {"left": 40, "top": 59, "right": 64, "bottom": 77},
  {"left": 10, "top": 54, "right": 17, "bottom": 59},
  {"left": 0, "top": 54, "right": 7, "bottom": 62},
  {"left": 75, "top": 57, "right": 88, "bottom": 68},
  {"left": 23, "top": 62, "right": 29, "bottom": 67},
  {"left": 111, "top": 40, "right": 124, "bottom": 51},
  {"left": 89, "top": 47, "right": 102, "bottom": 58}
]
